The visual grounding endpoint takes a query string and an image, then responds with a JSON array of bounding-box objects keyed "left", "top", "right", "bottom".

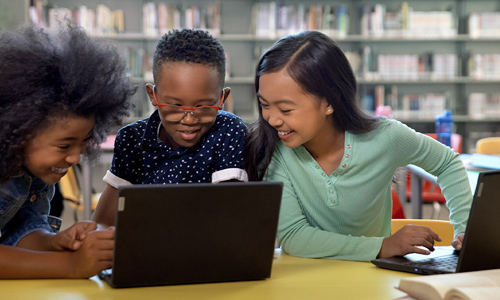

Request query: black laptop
[
  {"left": 371, "top": 170, "right": 500, "bottom": 275},
  {"left": 99, "top": 181, "right": 283, "bottom": 288}
]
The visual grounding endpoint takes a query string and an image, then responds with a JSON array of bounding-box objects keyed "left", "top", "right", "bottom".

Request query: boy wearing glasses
[{"left": 93, "top": 29, "right": 248, "bottom": 226}]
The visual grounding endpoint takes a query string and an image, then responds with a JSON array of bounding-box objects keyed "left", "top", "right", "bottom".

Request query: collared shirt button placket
[{"left": 329, "top": 189, "right": 335, "bottom": 205}]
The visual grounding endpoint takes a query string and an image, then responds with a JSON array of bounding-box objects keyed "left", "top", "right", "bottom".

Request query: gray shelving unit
[{"left": 2, "top": 0, "right": 500, "bottom": 152}]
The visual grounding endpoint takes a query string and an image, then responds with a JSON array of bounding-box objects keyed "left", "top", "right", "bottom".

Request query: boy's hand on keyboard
[
  {"left": 378, "top": 225, "right": 442, "bottom": 258},
  {"left": 451, "top": 232, "right": 465, "bottom": 251}
]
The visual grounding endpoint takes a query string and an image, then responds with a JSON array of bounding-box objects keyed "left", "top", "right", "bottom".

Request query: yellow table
[{"left": 1, "top": 249, "right": 417, "bottom": 300}]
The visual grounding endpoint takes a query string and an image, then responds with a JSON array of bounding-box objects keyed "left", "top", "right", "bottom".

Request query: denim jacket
[{"left": 0, "top": 173, "right": 54, "bottom": 246}]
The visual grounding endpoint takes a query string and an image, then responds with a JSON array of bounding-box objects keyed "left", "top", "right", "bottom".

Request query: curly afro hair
[
  {"left": 0, "top": 23, "right": 137, "bottom": 182},
  {"left": 153, "top": 28, "right": 226, "bottom": 88}
]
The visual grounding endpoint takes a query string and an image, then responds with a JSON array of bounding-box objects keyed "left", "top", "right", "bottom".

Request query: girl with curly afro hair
[{"left": 0, "top": 22, "right": 136, "bottom": 278}]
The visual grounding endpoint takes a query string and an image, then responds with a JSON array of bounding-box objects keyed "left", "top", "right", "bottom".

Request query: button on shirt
[
  {"left": 104, "top": 110, "right": 248, "bottom": 187},
  {"left": 0, "top": 174, "right": 53, "bottom": 246}
]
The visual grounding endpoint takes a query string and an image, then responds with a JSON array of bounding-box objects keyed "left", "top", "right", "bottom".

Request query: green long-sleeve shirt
[{"left": 265, "top": 118, "right": 472, "bottom": 261}]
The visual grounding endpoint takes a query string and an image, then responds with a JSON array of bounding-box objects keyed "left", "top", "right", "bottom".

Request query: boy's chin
[{"left": 171, "top": 136, "right": 201, "bottom": 148}]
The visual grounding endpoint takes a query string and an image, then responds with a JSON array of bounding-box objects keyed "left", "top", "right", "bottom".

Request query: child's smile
[
  {"left": 277, "top": 130, "right": 294, "bottom": 140},
  {"left": 178, "top": 128, "right": 202, "bottom": 141},
  {"left": 51, "top": 167, "right": 69, "bottom": 175}
]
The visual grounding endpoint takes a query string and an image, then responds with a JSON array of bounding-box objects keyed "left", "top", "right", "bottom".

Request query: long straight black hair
[{"left": 244, "top": 31, "right": 379, "bottom": 181}]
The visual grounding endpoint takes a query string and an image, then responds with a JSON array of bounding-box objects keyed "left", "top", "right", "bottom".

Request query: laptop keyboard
[{"left": 402, "top": 254, "right": 458, "bottom": 272}]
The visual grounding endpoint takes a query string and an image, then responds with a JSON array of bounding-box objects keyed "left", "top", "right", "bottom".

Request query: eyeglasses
[{"left": 152, "top": 85, "right": 224, "bottom": 123}]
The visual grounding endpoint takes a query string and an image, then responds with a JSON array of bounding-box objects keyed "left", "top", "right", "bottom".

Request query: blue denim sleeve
[{"left": 0, "top": 185, "right": 53, "bottom": 246}]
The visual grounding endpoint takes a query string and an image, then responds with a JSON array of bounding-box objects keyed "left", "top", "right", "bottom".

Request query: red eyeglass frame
[{"left": 152, "top": 85, "right": 224, "bottom": 113}]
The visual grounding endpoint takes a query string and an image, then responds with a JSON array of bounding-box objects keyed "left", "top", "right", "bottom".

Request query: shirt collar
[{"left": 138, "top": 110, "right": 167, "bottom": 149}]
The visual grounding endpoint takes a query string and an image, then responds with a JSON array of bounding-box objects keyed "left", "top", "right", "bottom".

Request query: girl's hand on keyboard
[
  {"left": 451, "top": 232, "right": 465, "bottom": 251},
  {"left": 378, "top": 225, "right": 442, "bottom": 258}
]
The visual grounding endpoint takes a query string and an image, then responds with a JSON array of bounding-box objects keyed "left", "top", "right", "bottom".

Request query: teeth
[
  {"left": 278, "top": 130, "right": 293, "bottom": 136},
  {"left": 51, "top": 167, "right": 68, "bottom": 174}
]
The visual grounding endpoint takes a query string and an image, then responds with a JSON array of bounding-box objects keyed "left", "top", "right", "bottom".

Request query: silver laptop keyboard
[{"left": 402, "top": 254, "right": 458, "bottom": 272}]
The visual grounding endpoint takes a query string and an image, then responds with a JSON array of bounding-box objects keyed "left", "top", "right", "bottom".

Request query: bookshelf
[{"left": 3, "top": 0, "right": 500, "bottom": 153}]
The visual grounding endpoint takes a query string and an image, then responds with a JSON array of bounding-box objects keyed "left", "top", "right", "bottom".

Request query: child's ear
[{"left": 145, "top": 83, "right": 157, "bottom": 107}]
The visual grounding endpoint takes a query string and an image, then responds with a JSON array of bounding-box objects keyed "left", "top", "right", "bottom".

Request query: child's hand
[
  {"left": 451, "top": 232, "right": 465, "bottom": 251},
  {"left": 378, "top": 225, "right": 442, "bottom": 258},
  {"left": 50, "top": 221, "right": 98, "bottom": 251},
  {"left": 66, "top": 227, "right": 115, "bottom": 278}
]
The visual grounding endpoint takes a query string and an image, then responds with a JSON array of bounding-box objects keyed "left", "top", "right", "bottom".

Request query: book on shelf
[
  {"left": 396, "top": 268, "right": 500, "bottom": 300},
  {"left": 360, "top": 2, "right": 456, "bottom": 38},
  {"left": 361, "top": 85, "right": 447, "bottom": 120},
  {"left": 469, "top": 12, "right": 500, "bottom": 38},
  {"left": 74, "top": 5, "right": 95, "bottom": 34},
  {"left": 29, "top": 0, "right": 47, "bottom": 29},
  {"left": 143, "top": 1, "right": 220, "bottom": 37},
  {"left": 469, "top": 93, "right": 500, "bottom": 119},
  {"left": 361, "top": 46, "right": 457, "bottom": 80},
  {"left": 468, "top": 53, "right": 500, "bottom": 80},
  {"left": 122, "top": 47, "right": 152, "bottom": 80},
  {"left": 30, "top": 1, "right": 124, "bottom": 36},
  {"left": 143, "top": 2, "right": 158, "bottom": 37},
  {"left": 252, "top": 2, "right": 348, "bottom": 38}
]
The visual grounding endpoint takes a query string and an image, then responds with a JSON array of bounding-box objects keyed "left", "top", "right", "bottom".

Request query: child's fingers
[
  {"left": 452, "top": 232, "right": 465, "bottom": 250},
  {"left": 77, "top": 221, "right": 98, "bottom": 240},
  {"left": 410, "top": 245, "right": 432, "bottom": 255},
  {"left": 427, "top": 228, "right": 442, "bottom": 242},
  {"left": 84, "top": 230, "right": 115, "bottom": 247},
  {"left": 53, "top": 232, "right": 80, "bottom": 251}
]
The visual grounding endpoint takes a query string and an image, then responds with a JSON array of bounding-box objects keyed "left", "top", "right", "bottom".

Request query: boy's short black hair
[
  {"left": 153, "top": 28, "right": 226, "bottom": 88},
  {"left": 0, "top": 23, "right": 136, "bottom": 182}
]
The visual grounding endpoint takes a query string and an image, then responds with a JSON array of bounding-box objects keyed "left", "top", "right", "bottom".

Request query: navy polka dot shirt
[{"left": 104, "top": 110, "right": 248, "bottom": 186}]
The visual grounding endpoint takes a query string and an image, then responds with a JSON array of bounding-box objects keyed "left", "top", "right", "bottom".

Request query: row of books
[
  {"left": 361, "top": 2, "right": 456, "bottom": 38},
  {"left": 29, "top": 0, "right": 220, "bottom": 36},
  {"left": 251, "top": 1, "right": 500, "bottom": 39},
  {"left": 469, "top": 93, "right": 500, "bottom": 119},
  {"left": 123, "top": 48, "right": 232, "bottom": 81},
  {"left": 361, "top": 85, "right": 448, "bottom": 119},
  {"left": 469, "top": 12, "right": 500, "bottom": 38},
  {"left": 360, "top": 46, "right": 457, "bottom": 80},
  {"left": 250, "top": 2, "right": 349, "bottom": 38},
  {"left": 29, "top": 1, "right": 500, "bottom": 39},
  {"left": 143, "top": 1, "right": 220, "bottom": 37},
  {"left": 121, "top": 47, "right": 153, "bottom": 81},
  {"left": 29, "top": 1, "right": 124, "bottom": 35},
  {"left": 122, "top": 46, "right": 500, "bottom": 84},
  {"left": 363, "top": 87, "right": 500, "bottom": 121},
  {"left": 468, "top": 54, "right": 500, "bottom": 80}
]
